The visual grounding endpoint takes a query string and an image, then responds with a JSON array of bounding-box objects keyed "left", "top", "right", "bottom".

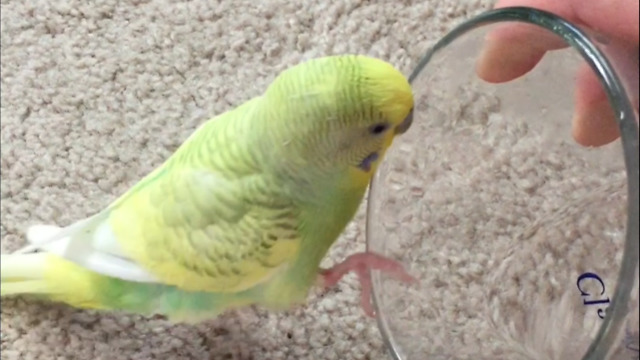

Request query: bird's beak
[{"left": 394, "top": 109, "right": 413, "bottom": 135}]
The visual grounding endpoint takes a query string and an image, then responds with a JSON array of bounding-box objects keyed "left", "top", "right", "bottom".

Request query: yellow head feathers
[{"left": 264, "top": 55, "right": 414, "bottom": 176}]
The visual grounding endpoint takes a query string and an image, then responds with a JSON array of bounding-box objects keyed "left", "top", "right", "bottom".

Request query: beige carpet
[{"left": 1, "top": 0, "right": 637, "bottom": 359}]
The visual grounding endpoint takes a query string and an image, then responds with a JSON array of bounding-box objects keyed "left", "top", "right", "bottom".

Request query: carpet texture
[{"left": 1, "top": 1, "right": 636, "bottom": 360}]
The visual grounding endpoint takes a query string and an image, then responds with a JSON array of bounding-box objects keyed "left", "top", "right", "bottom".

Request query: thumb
[{"left": 572, "top": 62, "right": 620, "bottom": 147}]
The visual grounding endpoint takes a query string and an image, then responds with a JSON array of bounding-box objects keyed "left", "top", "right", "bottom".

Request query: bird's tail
[
  {"left": 1, "top": 223, "right": 70, "bottom": 297},
  {"left": 1, "top": 252, "right": 51, "bottom": 297},
  {"left": 0, "top": 246, "right": 108, "bottom": 310},
  {"left": 1, "top": 218, "right": 140, "bottom": 311}
]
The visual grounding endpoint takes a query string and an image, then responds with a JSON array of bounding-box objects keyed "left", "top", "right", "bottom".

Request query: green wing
[{"left": 104, "top": 167, "right": 302, "bottom": 293}]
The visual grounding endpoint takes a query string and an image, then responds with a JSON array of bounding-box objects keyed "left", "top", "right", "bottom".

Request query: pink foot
[{"left": 318, "top": 252, "right": 417, "bottom": 317}]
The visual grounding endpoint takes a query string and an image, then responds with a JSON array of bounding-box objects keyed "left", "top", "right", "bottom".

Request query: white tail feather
[
  {"left": 26, "top": 224, "right": 63, "bottom": 246},
  {"left": 13, "top": 244, "right": 39, "bottom": 254},
  {"left": 11, "top": 225, "right": 64, "bottom": 254},
  {"left": 13, "top": 214, "right": 160, "bottom": 284},
  {"left": 22, "top": 214, "right": 101, "bottom": 250}
]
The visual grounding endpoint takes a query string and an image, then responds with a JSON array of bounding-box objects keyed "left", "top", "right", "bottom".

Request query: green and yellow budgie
[{"left": 1, "top": 55, "right": 416, "bottom": 322}]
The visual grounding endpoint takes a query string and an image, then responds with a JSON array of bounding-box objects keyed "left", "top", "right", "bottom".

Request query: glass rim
[{"left": 366, "top": 6, "right": 640, "bottom": 360}]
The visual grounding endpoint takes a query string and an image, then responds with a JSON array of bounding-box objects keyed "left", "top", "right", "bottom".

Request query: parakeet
[{"left": 1, "top": 54, "right": 416, "bottom": 322}]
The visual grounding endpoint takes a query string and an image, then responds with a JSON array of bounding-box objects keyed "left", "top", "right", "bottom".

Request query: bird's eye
[{"left": 370, "top": 123, "right": 389, "bottom": 135}]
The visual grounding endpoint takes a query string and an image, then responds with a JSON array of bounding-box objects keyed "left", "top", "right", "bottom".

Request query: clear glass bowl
[{"left": 367, "top": 7, "right": 639, "bottom": 360}]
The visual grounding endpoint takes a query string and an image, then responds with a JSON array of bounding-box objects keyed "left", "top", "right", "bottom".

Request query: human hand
[{"left": 476, "top": 0, "right": 639, "bottom": 147}]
